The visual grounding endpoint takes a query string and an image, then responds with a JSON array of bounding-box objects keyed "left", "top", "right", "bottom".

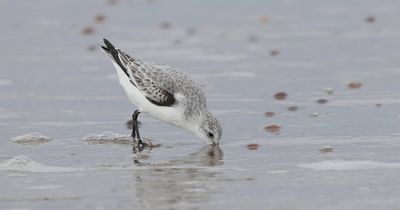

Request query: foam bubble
[
  {"left": 12, "top": 133, "right": 52, "bottom": 145},
  {"left": 83, "top": 131, "right": 132, "bottom": 144},
  {"left": 0, "top": 155, "right": 77, "bottom": 173}
]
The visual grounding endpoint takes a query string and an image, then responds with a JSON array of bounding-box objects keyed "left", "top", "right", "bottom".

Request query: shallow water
[{"left": 1, "top": 0, "right": 400, "bottom": 209}]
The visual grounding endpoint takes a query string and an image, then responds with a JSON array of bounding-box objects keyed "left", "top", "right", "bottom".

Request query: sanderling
[{"left": 101, "top": 39, "right": 222, "bottom": 148}]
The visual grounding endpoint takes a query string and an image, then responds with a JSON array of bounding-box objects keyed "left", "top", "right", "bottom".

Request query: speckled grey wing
[
  {"left": 118, "top": 51, "right": 176, "bottom": 106},
  {"left": 144, "top": 63, "right": 209, "bottom": 117}
]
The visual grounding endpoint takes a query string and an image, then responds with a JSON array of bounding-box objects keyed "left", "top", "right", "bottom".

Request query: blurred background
[{"left": 1, "top": 0, "right": 400, "bottom": 210}]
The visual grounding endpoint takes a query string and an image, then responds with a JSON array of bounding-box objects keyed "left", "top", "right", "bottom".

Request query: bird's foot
[
  {"left": 137, "top": 139, "right": 148, "bottom": 149},
  {"left": 132, "top": 138, "right": 150, "bottom": 153},
  {"left": 131, "top": 138, "right": 160, "bottom": 155}
]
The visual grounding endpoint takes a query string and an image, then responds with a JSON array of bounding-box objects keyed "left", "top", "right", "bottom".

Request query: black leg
[
  {"left": 132, "top": 110, "right": 147, "bottom": 149},
  {"left": 132, "top": 110, "right": 141, "bottom": 140},
  {"left": 130, "top": 114, "right": 136, "bottom": 138}
]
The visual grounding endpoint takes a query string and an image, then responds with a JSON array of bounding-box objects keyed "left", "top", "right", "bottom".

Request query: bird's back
[{"left": 138, "top": 62, "right": 208, "bottom": 118}]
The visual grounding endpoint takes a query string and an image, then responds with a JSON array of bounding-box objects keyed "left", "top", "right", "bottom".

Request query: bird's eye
[{"left": 208, "top": 132, "right": 214, "bottom": 138}]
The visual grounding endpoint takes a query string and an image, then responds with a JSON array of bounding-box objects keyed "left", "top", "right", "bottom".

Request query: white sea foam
[
  {"left": 299, "top": 160, "right": 400, "bottom": 171},
  {"left": 0, "top": 155, "right": 77, "bottom": 173},
  {"left": 0, "top": 155, "right": 134, "bottom": 173},
  {"left": 83, "top": 131, "right": 132, "bottom": 144},
  {"left": 11, "top": 133, "right": 52, "bottom": 145}
]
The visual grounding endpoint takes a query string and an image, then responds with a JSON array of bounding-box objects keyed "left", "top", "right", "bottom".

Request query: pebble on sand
[
  {"left": 316, "top": 99, "right": 328, "bottom": 104},
  {"left": 270, "top": 49, "right": 279, "bottom": 56},
  {"left": 81, "top": 27, "right": 95, "bottom": 35},
  {"left": 365, "top": 16, "right": 376, "bottom": 23},
  {"left": 274, "top": 92, "right": 287, "bottom": 100},
  {"left": 348, "top": 82, "right": 362, "bottom": 89},
  {"left": 264, "top": 124, "right": 281, "bottom": 134},
  {"left": 95, "top": 14, "right": 106, "bottom": 24},
  {"left": 264, "top": 112, "right": 276, "bottom": 117},
  {"left": 247, "top": 144, "right": 260, "bottom": 150},
  {"left": 287, "top": 106, "right": 298, "bottom": 111}
]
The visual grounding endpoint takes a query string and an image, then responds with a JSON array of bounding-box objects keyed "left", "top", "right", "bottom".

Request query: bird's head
[{"left": 193, "top": 112, "right": 222, "bottom": 145}]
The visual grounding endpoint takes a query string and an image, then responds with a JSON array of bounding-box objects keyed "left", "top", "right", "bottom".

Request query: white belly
[{"left": 113, "top": 63, "right": 185, "bottom": 127}]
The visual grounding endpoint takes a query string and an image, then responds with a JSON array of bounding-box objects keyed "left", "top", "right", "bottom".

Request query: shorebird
[{"left": 101, "top": 39, "right": 222, "bottom": 148}]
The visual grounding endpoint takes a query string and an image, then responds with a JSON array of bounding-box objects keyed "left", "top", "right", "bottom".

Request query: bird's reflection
[
  {"left": 130, "top": 145, "right": 224, "bottom": 209},
  {"left": 132, "top": 141, "right": 223, "bottom": 166},
  {"left": 180, "top": 144, "right": 224, "bottom": 166}
]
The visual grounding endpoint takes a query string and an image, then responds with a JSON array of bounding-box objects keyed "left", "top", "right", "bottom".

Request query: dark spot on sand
[
  {"left": 247, "top": 144, "right": 259, "bottom": 150},
  {"left": 87, "top": 45, "right": 96, "bottom": 51},
  {"left": 316, "top": 99, "right": 328, "bottom": 104},
  {"left": 264, "top": 112, "right": 276, "bottom": 117},
  {"left": 95, "top": 14, "right": 106, "bottom": 24},
  {"left": 348, "top": 82, "right": 362, "bottom": 89},
  {"left": 270, "top": 49, "right": 279, "bottom": 56},
  {"left": 160, "top": 22, "right": 172, "bottom": 29},
  {"left": 259, "top": 16, "right": 269, "bottom": 24},
  {"left": 287, "top": 106, "right": 298, "bottom": 111},
  {"left": 264, "top": 124, "right": 281, "bottom": 134},
  {"left": 366, "top": 16, "right": 376, "bottom": 23},
  {"left": 274, "top": 92, "right": 287, "bottom": 100},
  {"left": 81, "top": 27, "right": 95, "bottom": 35}
]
